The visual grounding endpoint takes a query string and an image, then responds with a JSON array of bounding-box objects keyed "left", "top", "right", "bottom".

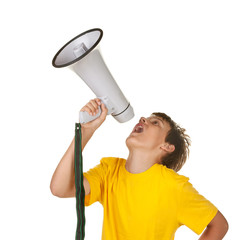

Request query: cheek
[
  {"left": 147, "top": 131, "right": 167, "bottom": 147},
  {"left": 147, "top": 129, "right": 165, "bottom": 141}
]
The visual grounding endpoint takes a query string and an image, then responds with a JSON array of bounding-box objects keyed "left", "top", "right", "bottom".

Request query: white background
[{"left": 0, "top": 0, "right": 247, "bottom": 239}]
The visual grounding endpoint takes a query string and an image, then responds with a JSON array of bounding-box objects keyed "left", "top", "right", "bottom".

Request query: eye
[{"left": 152, "top": 120, "right": 159, "bottom": 125}]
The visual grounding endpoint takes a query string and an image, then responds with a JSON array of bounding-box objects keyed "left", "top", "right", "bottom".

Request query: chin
[
  {"left": 125, "top": 134, "right": 136, "bottom": 149},
  {"left": 125, "top": 135, "right": 132, "bottom": 149},
  {"left": 125, "top": 134, "right": 144, "bottom": 150}
]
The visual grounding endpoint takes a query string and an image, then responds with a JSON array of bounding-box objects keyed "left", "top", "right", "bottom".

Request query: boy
[{"left": 50, "top": 98, "right": 228, "bottom": 240}]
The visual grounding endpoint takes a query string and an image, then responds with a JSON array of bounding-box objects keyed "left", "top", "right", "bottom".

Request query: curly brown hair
[{"left": 152, "top": 112, "right": 191, "bottom": 172}]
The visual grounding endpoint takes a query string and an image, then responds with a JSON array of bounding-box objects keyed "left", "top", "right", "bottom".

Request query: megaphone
[{"left": 52, "top": 28, "right": 134, "bottom": 124}]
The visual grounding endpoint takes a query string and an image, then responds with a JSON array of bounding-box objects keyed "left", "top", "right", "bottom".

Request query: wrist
[{"left": 80, "top": 123, "right": 97, "bottom": 133}]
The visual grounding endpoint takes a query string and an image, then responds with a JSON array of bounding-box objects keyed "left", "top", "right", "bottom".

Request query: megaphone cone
[{"left": 52, "top": 28, "right": 134, "bottom": 124}]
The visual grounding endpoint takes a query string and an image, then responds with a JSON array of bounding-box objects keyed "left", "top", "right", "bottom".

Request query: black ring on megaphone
[
  {"left": 112, "top": 103, "right": 131, "bottom": 117},
  {"left": 52, "top": 28, "right": 103, "bottom": 68}
]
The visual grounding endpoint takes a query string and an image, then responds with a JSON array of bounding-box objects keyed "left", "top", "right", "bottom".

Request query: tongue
[{"left": 136, "top": 127, "right": 143, "bottom": 133}]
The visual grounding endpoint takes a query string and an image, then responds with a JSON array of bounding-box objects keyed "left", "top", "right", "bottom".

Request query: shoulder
[
  {"left": 158, "top": 164, "right": 189, "bottom": 189},
  {"left": 100, "top": 157, "right": 125, "bottom": 169},
  {"left": 99, "top": 157, "right": 125, "bottom": 178},
  {"left": 159, "top": 165, "right": 208, "bottom": 201}
]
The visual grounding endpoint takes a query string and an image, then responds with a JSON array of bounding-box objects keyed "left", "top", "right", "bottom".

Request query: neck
[{"left": 125, "top": 149, "right": 160, "bottom": 174}]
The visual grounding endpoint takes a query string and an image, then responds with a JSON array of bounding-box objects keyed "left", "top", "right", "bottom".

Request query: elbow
[
  {"left": 223, "top": 218, "right": 229, "bottom": 235},
  {"left": 219, "top": 212, "right": 229, "bottom": 235},
  {"left": 50, "top": 182, "right": 64, "bottom": 198},
  {"left": 208, "top": 210, "right": 229, "bottom": 238},
  {"left": 50, "top": 181, "right": 74, "bottom": 198},
  {"left": 50, "top": 183, "right": 58, "bottom": 197},
  {"left": 219, "top": 217, "right": 229, "bottom": 239}
]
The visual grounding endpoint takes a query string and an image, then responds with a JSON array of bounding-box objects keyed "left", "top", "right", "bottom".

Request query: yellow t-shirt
[{"left": 83, "top": 157, "right": 218, "bottom": 240}]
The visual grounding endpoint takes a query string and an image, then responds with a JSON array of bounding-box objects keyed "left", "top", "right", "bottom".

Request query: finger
[
  {"left": 80, "top": 99, "right": 102, "bottom": 116},
  {"left": 90, "top": 99, "right": 99, "bottom": 110},
  {"left": 89, "top": 103, "right": 100, "bottom": 116},
  {"left": 92, "top": 99, "right": 103, "bottom": 115},
  {"left": 87, "top": 101, "right": 100, "bottom": 115},
  {"left": 95, "top": 98, "right": 102, "bottom": 106},
  {"left": 81, "top": 99, "right": 98, "bottom": 111},
  {"left": 82, "top": 106, "right": 95, "bottom": 116}
]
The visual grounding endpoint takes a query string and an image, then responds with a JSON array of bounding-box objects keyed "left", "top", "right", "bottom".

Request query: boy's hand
[{"left": 80, "top": 98, "right": 108, "bottom": 131}]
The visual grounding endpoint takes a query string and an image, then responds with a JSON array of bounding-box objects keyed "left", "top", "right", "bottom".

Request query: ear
[{"left": 161, "top": 143, "right": 175, "bottom": 154}]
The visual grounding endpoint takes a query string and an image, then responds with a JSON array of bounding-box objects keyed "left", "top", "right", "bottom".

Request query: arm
[
  {"left": 199, "top": 210, "right": 228, "bottom": 240},
  {"left": 50, "top": 98, "right": 108, "bottom": 198}
]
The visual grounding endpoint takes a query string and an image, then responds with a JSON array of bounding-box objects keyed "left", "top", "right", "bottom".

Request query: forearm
[
  {"left": 50, "top": 98, "right": 107, "bottom": 198},
  {"left": 50, "top": 126, "right": 95, "bottom": 197}
]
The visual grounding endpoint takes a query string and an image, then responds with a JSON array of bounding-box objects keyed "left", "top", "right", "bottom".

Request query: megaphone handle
[{"left": 79, "top": 106, "right": 102, "bottom": 124}]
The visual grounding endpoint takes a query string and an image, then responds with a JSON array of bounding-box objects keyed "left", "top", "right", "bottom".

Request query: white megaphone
[{"left": 52, "top": 28, "right": 134, "bottom": 124}]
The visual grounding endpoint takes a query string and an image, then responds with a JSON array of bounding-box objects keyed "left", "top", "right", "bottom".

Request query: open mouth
[{"left": 132, "top": 123, "right": 144, "bottom": 133}]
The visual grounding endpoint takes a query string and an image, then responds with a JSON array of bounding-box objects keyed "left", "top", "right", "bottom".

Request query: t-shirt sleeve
[
  {"left": 177, "top": 180, "right": 218, "bottom": 235},
  {"left": 83, "top": 158, "right": 108, "bottom": 206}
]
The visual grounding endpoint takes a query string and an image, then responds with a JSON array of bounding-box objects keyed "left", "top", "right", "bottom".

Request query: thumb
[{"left": 99, "top": 103, "right": 108, "bottom": 120}]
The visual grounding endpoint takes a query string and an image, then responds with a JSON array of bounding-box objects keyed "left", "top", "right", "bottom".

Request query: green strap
[{"left": 75, "top": 123, "right": 85, "bottom": 240}]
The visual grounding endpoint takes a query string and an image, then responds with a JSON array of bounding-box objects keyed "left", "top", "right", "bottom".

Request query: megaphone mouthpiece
[{"left": 73, "top": 42, "right": 89, "bottom": 58}]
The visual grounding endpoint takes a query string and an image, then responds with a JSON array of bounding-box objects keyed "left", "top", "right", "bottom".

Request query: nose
[{"left": 139, "top": 117, "right": 147, "bottom": 124}]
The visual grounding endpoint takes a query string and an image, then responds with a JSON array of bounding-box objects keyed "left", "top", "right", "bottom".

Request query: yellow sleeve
[
  {"left": 177, "top": 180, "right": 218, "bottom": 235},
  {"left": 83, "top": 158, "right": 109, "bottom": 206}
]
